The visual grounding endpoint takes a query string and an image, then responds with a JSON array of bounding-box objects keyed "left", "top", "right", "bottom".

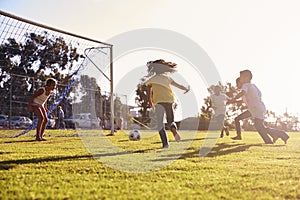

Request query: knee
[
  {"left": 41, "top": 116, "right": 48, "bottom": 125},
  {"left": 234, "top": 117, "right": 240, "bottom": 123},
  {"left": 38, "top": 116, "right": 45, "bottom": 123}
]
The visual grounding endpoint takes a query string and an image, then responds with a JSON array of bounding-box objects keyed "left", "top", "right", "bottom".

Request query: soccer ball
[{"left": 129, "top": 129, "right": 141, "bottom": 141}]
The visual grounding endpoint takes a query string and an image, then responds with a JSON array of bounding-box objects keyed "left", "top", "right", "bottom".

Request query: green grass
[{"left": 0, "top": 129, "right": 300, "bottom": 199}]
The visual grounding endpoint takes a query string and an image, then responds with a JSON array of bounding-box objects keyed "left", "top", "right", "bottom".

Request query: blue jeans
[
  {"left": 253, "top": 118, "right": 289, "bottom": 144},
  {"left": 235, "top": 110, "right": 252, "bottom": 136},
  {"left": 235, "top": 110, "right": 289, "bottom": 144}
]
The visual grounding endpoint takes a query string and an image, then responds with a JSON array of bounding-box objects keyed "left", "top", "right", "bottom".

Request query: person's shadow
[{"left": 180, "top": 143, "right": 264, "bottom": 159}]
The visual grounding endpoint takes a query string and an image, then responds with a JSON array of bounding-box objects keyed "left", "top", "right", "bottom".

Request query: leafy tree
[
  {"left": 72, "top": 75, "right": 101, "bottom": 116},
  {"left": 0, "top": 31, "right": 84, "bottom": 117},
  {"left": 135, "top": 83, "right": 151, "bottom": 123}
]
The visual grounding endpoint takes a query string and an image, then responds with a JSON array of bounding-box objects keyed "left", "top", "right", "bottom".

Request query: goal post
[
  {"left": 109, "top": 46, "right": 114, "bottom": 135},
  {"left": 0, "top": 10, "right": 115, "bottom": 136}
]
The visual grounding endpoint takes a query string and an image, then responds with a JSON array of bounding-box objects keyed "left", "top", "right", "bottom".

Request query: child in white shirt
[{"left": 230, "top": 70, "right": 289, "bottom": 144}]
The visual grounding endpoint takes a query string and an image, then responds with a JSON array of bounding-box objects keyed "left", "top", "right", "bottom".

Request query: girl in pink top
[{"left": 25, "top": 78, "right": 57, "bottom": 141}]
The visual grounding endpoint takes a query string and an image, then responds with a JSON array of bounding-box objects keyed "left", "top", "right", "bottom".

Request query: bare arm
[
  {"left": 171, "top": 81, "right": 190, "bottom": 94},
  {"left": 227, "top": 91, "right": 246, "bottom": 104},
  {"left": 234, "top": 90, "right": 246, "bottom": 100}
]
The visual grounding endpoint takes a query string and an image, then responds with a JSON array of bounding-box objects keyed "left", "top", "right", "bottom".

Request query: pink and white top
[{"left": 33, "top": 87, "right": 51, "bottom": 106}]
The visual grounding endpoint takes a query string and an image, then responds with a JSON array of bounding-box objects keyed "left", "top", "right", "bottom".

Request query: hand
[{"left": 184, "top": 85, "right": 190, "bottom": 94}]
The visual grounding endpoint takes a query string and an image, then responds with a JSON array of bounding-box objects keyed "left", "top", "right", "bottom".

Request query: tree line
[{"left": 0, "top": 31, "right": 113, "bottom": 125}]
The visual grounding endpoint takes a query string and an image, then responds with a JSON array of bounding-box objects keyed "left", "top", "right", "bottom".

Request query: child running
[
  {"left": 145, "top": 59, "right": 190, "bottom": 148},
  {"left": 25, "top": 78, "right": 57, "bottom": 141},
  {"left": 229, "top": 70, "right": 289, "bottom": 144},
  {"left": 231, "top": 77, "right": 250, "bottom": 140},
  {"left": 209, "top": 85, "right": 230, "bottom": 138}
]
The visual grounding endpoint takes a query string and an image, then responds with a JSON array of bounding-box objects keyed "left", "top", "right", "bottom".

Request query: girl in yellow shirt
[{"left": 145, "top": 59, "right": 189, "bottom": 148}]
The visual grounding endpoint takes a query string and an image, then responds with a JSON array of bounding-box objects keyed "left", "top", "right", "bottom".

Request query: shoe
[
  {"left": 36, "top": 137, "right": 46, "bottom": 141},
  {"left": 225, "top": 128, "right": 230, "bottom": 136},
  {"left": 162, "top": 145, "right": 169, "bottom": 149},
  {"left": 220, "top": 133, "right": 224, "bottom": 138},
  {"left": 159, "top": 129, "right": 169, "bottom": 148},
  {"left": 272, "top": 135, "right": 279, "bottom": 143},
  {"left": 282, "top": 135, "right": 290, "bottom": 144},
  {"left": 174, "top": 133, "right": 181, "bottom": 142},
  {"left": 231, "top": 135, "right": 242, "bottom": 140}
]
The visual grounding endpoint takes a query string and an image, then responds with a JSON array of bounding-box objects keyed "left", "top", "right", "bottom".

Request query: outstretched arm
[
  {"left": 171, "top": 81, "right": 190, "bottom": 94},
  {"left": 234, "top": 90, "right": 246, "bottom": 100},
  {"left": 227, "top": 91, "right": 246, "bottom": 104}
]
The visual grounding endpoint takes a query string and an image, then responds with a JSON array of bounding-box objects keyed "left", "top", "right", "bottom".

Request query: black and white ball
[{"left": 129, "top": 129, "right": 141, "bottom": 141}]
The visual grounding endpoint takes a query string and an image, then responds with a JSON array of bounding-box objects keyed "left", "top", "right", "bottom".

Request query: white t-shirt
[
  {"left": 210, "top": 93, "right": 228, "bottom": 116},
  {"left": 242, "top": 83, "right": 266, "bottom": 119},
  {"left": 33, "top": 87, "right": 51, "bottom": 106}
]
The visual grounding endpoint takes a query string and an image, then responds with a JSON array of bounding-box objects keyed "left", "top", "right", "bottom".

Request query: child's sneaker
[
  {"left": 231, "top": 135, "right": 242, "bottom": 140},
  {"left": 36, "top": 137, "right": 46, "bottom": 141},
  {"left": 281, "top": 133, "right": 289, "bottom": 144},
  {"left": 272, "top": 135, "right": 279, "bottom": 143}
]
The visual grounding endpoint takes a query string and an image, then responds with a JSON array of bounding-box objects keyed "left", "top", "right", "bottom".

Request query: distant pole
[
  {"left": 9, "top": 78, "right": 12, "bottom": 129},
  {"left": 110, "top": 45, "right": 114, "bottom": 135}
]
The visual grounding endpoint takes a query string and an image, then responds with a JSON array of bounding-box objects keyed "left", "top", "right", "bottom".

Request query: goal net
[{"left": 0, "top": 10, "right": 114, "bottom": 137}]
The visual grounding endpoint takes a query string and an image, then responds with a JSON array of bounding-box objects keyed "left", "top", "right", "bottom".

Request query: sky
[{"left": 1, "top": 0, "right": 300, "bottom": 117}]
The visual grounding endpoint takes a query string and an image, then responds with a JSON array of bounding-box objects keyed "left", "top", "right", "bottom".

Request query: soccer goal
[{"left": 0, "top": 10, "right": 115, "bottom": 137}]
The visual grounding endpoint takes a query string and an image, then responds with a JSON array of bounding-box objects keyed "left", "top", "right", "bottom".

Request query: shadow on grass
[
  {"left": 180, "top": 137, "right": 206, "bottom": 142},
  {"left": 132, "top": 148, "right": 157, "bottom": 153},
  {"left": 3, "top": 139, "right": 38, "bottom": 143},
  {"left": 0, "top": 154, "right": 94, "bottom": 170},
  {"left": 118, "top": 139, "right": 130, "bottom": 142},
  {"left": 0, "top": 148, "right": 159, "bottom": 170},
  {"left": 180, "top": 143, "right": 264, "bottom": 159},
  {"left": 205, "top": 143, "right": 263, "bottom": 157}
]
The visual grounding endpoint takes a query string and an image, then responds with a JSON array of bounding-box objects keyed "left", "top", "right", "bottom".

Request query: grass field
[{"left": 0, "top": 129, "right": 300, "bottom": 200}]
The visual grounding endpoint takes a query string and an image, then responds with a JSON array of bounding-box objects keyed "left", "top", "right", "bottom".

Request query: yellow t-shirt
[{"left": 145, "top": 74, "right": 174, "bottom": 105}]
